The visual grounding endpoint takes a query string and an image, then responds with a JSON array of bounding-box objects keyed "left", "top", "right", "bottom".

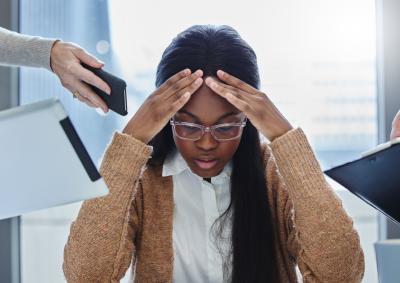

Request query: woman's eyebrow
[
  {"left": 217, "top": 112, "right": 241, "bottom": 121},
  {"left": 177, "top": 109, "right": 241, "bottom": 122},
  {"left": 177, "top": 109, "right": 199, "bottom": 121}
]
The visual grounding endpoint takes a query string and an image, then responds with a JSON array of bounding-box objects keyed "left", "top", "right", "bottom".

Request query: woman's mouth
[{"left": 193, "top": 158, "right": 218, "bottom": 170}]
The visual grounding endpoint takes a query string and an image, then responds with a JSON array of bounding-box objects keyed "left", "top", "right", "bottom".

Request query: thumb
[
  {"left": 390, "top": 111, "right": 400, "bottom": 140},
  {"left": 75, "top": 49, "right": 104, "bottom": 68}
]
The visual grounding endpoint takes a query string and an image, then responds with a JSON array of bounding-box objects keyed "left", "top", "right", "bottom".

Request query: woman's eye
[
  {"left": 181, "top": 125, "right": 199, "bottom": 132},
  {"left": 217, "top": 126, "right": 234, "bottom": 132}
]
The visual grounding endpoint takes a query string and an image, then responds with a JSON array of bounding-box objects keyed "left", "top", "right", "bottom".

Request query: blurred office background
[{"left": 1, "top": 0, "right": 400, "bottom": 282}]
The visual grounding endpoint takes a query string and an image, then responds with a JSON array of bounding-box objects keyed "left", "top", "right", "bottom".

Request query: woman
[{"left": 63, "top": 25, "right": 364, "bottom": 283}]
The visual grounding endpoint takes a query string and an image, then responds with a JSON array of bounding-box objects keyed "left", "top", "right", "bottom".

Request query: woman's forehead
[
  {"left": 181, "top": 83, "right": 240, "bottom": 122},
  {"left": 176, "top": 109, "right": 244, "bottom": 123}
]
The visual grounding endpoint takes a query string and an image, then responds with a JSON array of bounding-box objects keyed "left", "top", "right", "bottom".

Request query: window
[{"left": 20, "top": 0, "right": 377, "bottom": 282}]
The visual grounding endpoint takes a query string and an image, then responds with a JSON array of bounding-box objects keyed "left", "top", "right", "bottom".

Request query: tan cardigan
[{"left": 63, "top": 128, "right": 364, "bottom": 283}]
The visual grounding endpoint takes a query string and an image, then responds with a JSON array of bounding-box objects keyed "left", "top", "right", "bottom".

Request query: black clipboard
[{"left": 324, "top": 139, "right": 400, "bottom": 225}]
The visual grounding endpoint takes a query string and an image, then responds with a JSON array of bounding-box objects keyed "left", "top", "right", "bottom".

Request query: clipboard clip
[{"left": 361, "top": 137, "right": 400, "bottom": 158}]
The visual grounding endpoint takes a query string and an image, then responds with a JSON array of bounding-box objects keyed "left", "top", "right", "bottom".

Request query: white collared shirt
[{"left": 162, "top": 151, "right": 233, "bottom": 283}]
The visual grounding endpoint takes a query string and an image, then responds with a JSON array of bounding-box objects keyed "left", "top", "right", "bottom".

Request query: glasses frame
[{"left": 170, "top": 118, "right": 247, "bottom": 141}]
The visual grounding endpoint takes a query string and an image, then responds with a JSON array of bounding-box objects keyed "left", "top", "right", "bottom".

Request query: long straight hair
[{"left": 149, "top": 25, "right": 278, "bottom": 282}]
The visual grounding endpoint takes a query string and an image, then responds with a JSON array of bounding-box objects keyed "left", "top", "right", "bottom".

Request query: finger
[
  {"left": 205, "top": 77, "right": 251, "bottom": 111},
  {"left": 164, "top": 69, "right": 203, "bottom": 99},
  {"left": 157, "top": 68, "right": 192, "bottom": 94},
  {"left": 393, "top": 111, "right": 400, "bottom": 127},
  {"left": 74, "top": 81, "right": 109, "bottom": 113},
  {"left": 75, "top": 65, "right": 111, "bottom": 95},
  {"left": 74, "top": 92, "right": 97, "bottom": 108},
  {"left": 65, "top": 81, "right": 96, "bottom": 107},
  {"left": 205, "top": 77, "right": 251, "bottom": 103},
  {"left": 216, "top": 70, "right": 259, "bottom": 94},
  {"left": 222, "top": 92, "right": 251, "bottom": 113},
  {"left": 166, "top": 77, "right": 203, "bottom": 104},
  {"left": 74, "top": 48, "right": 104, "bottom": 68},
  {"left": 170, "top": 91, "right": 192, "bottom": 114},
  {"left": 82, "top": 98, "right": 98, "bottom": 109},
  {"left": 390, "top": 111, "right": 400, "bottom": 139}
]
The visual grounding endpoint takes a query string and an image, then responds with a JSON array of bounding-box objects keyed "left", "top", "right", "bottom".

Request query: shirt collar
[
  {"left": 162, "top": 151, "right": 232, "bottom": 184},
  {"left": 162, "top": 151, "right": 189, "bottom": 177}
]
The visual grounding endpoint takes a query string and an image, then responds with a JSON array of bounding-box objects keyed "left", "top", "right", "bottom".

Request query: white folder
[{"left": 0, "top": 98, "right": 108, "bottom": 220}]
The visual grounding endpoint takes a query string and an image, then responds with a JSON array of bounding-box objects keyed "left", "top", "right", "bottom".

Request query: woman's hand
[
  {"left": 50, "top": 41, "right": 111, "bottom": 113},
  {"left": 390, "top": 110, "right": 400, "bottom": 140},
  {"left": 123, "top": 69, "right": 204, "bottom": 144},
  {"left": 205, "top": 70, "right": 293, "bottom": 141}
]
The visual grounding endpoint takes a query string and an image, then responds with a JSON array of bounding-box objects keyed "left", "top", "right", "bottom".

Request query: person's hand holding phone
[
  {"left": 123, "top": 69, "right": 203, "bottom": 144},
  {"left": 50, "top": 41, "right": 111, "bottom": 113},
  {"left": 390, "top": 110, "right": 400, "bottom": 140}
]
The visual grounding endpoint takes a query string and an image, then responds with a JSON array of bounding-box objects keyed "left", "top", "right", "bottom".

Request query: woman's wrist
[
  {"left": 49, "top": 39, "right": 61, "bottom": 72},
  {"left": 270, "top": 125, "right": 293, "bottom": 141},
  {"left": 123, "top": 123, "right": 151, "bottom": 144},
  {"left": 260, "top": 118, "right": 293, "bottom": 142}
]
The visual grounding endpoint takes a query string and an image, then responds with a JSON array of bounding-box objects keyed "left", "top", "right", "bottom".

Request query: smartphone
[{"left": 82, "top": 63, "right": 128, "bottom": 116}]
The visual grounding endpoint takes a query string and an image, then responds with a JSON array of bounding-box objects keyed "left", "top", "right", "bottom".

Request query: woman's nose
[{"left": 195, "top": 131, "right": 218, "bottom": 150}]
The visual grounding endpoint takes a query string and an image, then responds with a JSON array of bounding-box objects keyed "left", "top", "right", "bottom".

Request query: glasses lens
[
  {"left": 174, "top": 124, "right": 202, "bottom": 140},
  {"left": 214, "top": 125, "right": 242, "bottom": 140}
]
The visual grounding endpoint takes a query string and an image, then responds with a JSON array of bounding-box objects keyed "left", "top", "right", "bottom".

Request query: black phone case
[{"left": 82, "top": 63, "right": 128, "bottom": 116}]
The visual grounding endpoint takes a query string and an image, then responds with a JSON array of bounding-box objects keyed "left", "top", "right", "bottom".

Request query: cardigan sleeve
[
  {"left": 265, "top": 128, "right": 365, "bottom": 283},
  {"left": 0, "top": 27, "right": 56, "bottom": 71},
  {"left": 63, "top": 132, "right": 152, "bottom": 283}
]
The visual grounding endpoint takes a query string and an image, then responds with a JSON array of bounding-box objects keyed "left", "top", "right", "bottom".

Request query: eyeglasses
[{"left": 170, "top": 118, "right": 247, "bottom": 141}]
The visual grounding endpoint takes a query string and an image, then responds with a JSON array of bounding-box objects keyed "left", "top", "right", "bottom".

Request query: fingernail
[
  {"left": 218, "top": 70, "right": 225, "bottom": 76},
  {"left": 195, "top": 78, "right": 202, "bottom": 85},
  {"left": 105, "top": 88, "right": 111, "bottom": 95},
  {"left": 98, "top": 60, "right": 105, "bottom": 65},
  {"left": 183, "top": 69, "right": 191, "bottom": 75},
  {"left": 194, "top": 69, "right": 203, "bottom": 76},
  {"left": 211, "top": 82, "right": 218, "bottom": 88}
]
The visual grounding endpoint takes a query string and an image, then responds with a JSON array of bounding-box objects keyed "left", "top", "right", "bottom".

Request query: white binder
[{"left": 0, "top": 98, "right": 108, "bottom": 220}]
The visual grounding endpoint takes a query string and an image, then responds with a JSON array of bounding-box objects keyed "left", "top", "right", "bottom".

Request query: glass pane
[
  {"left": 19, "top": 1, "right": 130, "bottom": 282},
  {"left": 20, "top": 0, "right": 377, "bottom": 282}
]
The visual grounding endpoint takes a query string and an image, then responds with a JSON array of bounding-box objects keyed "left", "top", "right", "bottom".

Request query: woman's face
[{"left": 172, "top": 77, "right": 245, "bottom": 178}]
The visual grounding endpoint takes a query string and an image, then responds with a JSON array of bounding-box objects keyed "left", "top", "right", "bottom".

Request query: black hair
[{"left": 149, "top": 25, "right": 278, "bottom": 282}]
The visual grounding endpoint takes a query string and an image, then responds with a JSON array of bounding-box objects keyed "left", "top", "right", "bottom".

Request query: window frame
[{"left": 0, "top": 0, "right": 21, "bottom": 282}]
